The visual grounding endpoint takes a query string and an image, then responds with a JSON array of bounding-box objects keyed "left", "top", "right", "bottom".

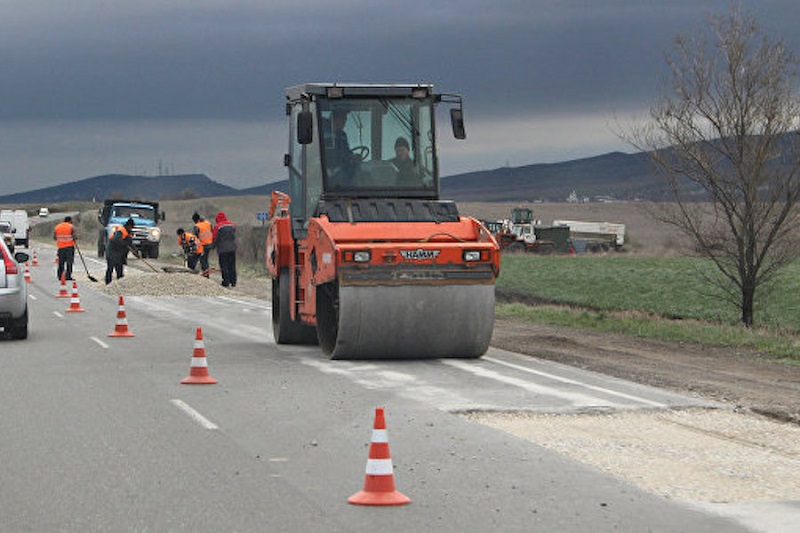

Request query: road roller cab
[{"left": 267, "top": 83, "right": 500, "bottom": 359}]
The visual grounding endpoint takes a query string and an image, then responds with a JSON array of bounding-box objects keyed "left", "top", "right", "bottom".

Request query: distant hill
[
  {"left": 0, "top": 151, "right": 660, "bottom": 205},
  {"left": 440, "top": 151, "right": 657, "bottom": 202},
  {"left": 0, "top": 174, "right": 243, "bottom": 204}
]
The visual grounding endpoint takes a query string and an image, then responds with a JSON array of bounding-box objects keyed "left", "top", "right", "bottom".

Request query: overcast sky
[{"left": 1, "top": 1, "right": 798, "bottom": 196}]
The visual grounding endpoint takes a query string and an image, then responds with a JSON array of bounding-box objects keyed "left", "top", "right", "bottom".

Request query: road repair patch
[{"left": 466, "top": 407, "right": 800, "bottom": 503}]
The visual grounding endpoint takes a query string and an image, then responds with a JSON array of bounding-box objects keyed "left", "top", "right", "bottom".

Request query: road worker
[
  {"left": 191, "top": 212, "right": 213, "bottom": 278},
  {"left": 53, "top": 216, "right": 76, "bottom": 281},
  {"left": 213, "top": 211, "right": 237, "bottom": 288},
  {"left": 105, "top": 218, "right": 135, "bottom": 284},
  {"left": 176, "top": 228, "right": 204, "bottom": 273}
]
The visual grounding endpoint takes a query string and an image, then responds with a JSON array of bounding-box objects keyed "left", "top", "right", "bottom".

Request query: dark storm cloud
[
  {"left": 0, "top": 0, "right": 736, "bottom": 120},
  {"left": 1, "top": 1, "right": 799, "bottom": 195}
]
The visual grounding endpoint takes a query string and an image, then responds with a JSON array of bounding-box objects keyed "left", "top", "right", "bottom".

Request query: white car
[
  {"left": 0, "top": 221, "right": 14, "bottom": 253},
  {"left": 38, "top": 207, "right": 49, "bottom": 217},
  {"left": 0, "top": 239, "right": 28, "bottom": 339}
]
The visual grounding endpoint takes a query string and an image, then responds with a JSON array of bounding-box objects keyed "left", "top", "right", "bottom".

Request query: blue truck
[{"left": 97, "top": 200, "right": 165, "bottom": 259}]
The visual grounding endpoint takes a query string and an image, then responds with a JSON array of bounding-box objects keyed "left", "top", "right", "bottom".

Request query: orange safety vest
[
  {"left": 178, "top": 232, "right": 204, "bottom": 255},
  {"left": 194, "top": 220, "right": 213, "bottom": 246},
  {"left": 110, "top": 225, "right": 131, "bottom": 241},
  {"left": 53, "top": 222, "right": 76, "bottom": 248}
]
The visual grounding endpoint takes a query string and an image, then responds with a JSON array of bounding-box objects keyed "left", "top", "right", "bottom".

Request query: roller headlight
[
  {"left": 352, "top": 250, "right": 371, "bottom": 263},
  {"left": 463, "top": 250, "right": 482, "bottom": 262}
]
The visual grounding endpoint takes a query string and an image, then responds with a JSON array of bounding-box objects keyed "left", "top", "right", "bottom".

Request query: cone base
[
  {"left": 348, "top": 490, "right": 410, "bottom": 506},
  {"left": 56, "top": 292, "right": 70, "bottom": 298},
  {"left": 181, "top": 375, "right": 218, "bottom": 385},
  {"left": 65, "top": 308, "right": 85, "bottom": 313},
  {"left": 108, "top": 331, "right": 135, "bottom": 337}
]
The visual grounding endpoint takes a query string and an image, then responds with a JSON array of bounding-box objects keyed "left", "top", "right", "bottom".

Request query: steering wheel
[{"left": 351, "top": 145, "right": 370, "bottom": 161}]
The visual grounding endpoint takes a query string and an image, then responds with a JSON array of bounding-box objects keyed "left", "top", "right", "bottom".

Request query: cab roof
[{"left": 285, "top": 83, "right": 435, "bottom": 100}]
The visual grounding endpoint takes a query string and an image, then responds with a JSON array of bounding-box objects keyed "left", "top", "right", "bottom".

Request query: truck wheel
[
  {"left": 149, "top": 244, "right": 159, "bottom": 259},
  {"left": 272, "top": 269, "right": 317, "bottom": 345}
]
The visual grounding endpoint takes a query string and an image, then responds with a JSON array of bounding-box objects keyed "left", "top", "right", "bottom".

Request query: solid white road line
[
  {"left": 217, "top": 296, "right": 271, "bottom": 309},
  {"left": 170, "top": 399, "right": 219, "bottom": 430},
  {"left": 483, "top": 356, "right": 666, "bottom": 407}
]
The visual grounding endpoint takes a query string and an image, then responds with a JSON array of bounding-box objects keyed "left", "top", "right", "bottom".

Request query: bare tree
[{"left": 630, "top": 8, "right": 800, "bottom": 326}]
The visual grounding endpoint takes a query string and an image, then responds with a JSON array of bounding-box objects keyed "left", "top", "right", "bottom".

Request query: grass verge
[{"left": 497, "top": 255, "right": 800, "bottom": 364}]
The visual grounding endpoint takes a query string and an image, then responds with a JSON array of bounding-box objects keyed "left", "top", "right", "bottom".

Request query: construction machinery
[
  {"left": 97, "top": 200, "right": 165, "bottom": 258},
  {"left": 266, "top": 83, "right": 500, "bottom": 359},
  {"left": 552, "top": 219, "right": 625, "bottom": 252},
  {"left": 488, "top": 207, "right": 571, "bottom": 254}
]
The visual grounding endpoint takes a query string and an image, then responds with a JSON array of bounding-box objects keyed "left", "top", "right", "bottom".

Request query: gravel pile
[{"left": 96, "top": 270, "right": 233, "bottom": 297}]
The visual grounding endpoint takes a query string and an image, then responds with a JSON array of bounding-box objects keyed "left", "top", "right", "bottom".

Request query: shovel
[
  {"left": 73, "top": 240, "right": 99, "bottom": 282},
  {"left": 128, "top": 246, "right": 162, "bottom": 273}
]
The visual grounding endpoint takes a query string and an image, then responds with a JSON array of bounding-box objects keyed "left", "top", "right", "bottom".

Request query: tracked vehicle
[{"left": 266, "top": 83, "right": 500, "bottom": 359}]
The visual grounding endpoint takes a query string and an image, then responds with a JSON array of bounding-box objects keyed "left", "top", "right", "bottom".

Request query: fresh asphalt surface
[{"left": 0, "top": 247, "right": 757, "bottom": 531}]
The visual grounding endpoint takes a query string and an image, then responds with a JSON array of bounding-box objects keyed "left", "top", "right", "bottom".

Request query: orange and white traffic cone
[
  {"left": 181, "top": 328, "right": 217, "bottom": 384},
  {"left": 65, "top": 281, "right": 85, "bottom": 313},
  {"left": 56, "top": 271, "right": 70, "bottom": 298},
  {"left": 24, "top": 263, "right": 32, "bottom": 283},
  {"left": 348, "top": 407, "right": 410, "bottom": 506},
  {"left": 108, "top": 295, "right": 134, "bottom": 337},
  {"left": 31, "top": 251, "right": 39, "bottom": 266}
]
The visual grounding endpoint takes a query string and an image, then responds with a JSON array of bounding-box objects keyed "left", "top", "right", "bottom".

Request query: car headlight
[{"left": 148, "top": 228, "right": 161, "bottom": 241}]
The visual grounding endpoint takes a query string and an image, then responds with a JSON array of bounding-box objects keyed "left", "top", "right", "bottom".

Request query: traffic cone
[
  {"left": 65, "top": 281, "right": 85, "bottom": 313},
  {"left": 56, "top": 271, "right": 70, "bottom": 298},
  {"left": 31, "top": 251, "right": 39, "bottom": 266},
  {"left": 108, "top": 295, "right": 134, "bottom": 337},
  {"left": 181, "top": 328, "right": 217, "bottom": 384},
  {"left": 24, "top": 263, "right": 32, "bottom": 283},
  {"left": 348, "top": 407, "right": 410, "bottom": 506}
]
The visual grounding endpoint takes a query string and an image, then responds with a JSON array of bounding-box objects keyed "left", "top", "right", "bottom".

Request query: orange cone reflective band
[
  {"left": 348, "top": 407, "right": 410, "bottom": 506},
  {"left": 65, "top": 281, "right": 85, "bottom": 313},
  {"left": 108, "top": 295, "right": 134, "bottom": 337},
  {"left": 56, "top": 271, "right": 70, "bottom": 298},
  {"left": 181, "top": 327, "right": 217, "bottom": 384}
]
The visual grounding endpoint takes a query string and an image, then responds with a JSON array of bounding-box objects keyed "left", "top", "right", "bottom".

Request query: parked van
[
  {"left": 0, "top": 210, "right": 29, "bottom": 248},
  {"left": 38, "top": 207, "right": 49, "bottom": 217}
]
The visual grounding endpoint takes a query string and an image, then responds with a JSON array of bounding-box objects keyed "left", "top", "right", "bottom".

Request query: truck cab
[{"left": 98, "top": 200, "right": 165, "bottom": 258}]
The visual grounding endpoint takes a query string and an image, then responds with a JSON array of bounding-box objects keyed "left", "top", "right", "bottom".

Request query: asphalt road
[{"left": 0, "top": 248, "right": 756, "bottom": 532}]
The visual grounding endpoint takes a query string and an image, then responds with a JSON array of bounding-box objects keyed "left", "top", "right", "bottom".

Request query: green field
[{"left": 496, "top": 255, "right": 800, "bottom": 362}]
